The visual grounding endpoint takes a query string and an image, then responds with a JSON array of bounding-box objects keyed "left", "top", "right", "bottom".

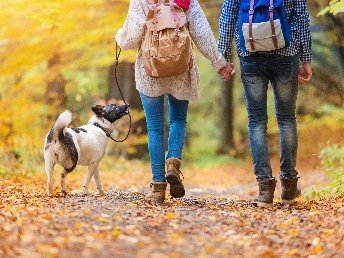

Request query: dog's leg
[
  {"left": 82, "top": 164, "right": 95, "bottom": 195},
  {"left": 45, "top": 160, "right": 55, "bottom": 197},
  {"left": 60, "top": 170, "right": 69, "bottom": 195},
  {"left": 93, "top": 165, "right": 105, "bottom": 195}
]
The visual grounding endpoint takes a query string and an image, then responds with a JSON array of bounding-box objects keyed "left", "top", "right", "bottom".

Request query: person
[
  {"left": 116, "top": 0, "right": 233, "bottom": 203},
  {"left": 218, "top": 0, "right": 313, "bottom": 207}
]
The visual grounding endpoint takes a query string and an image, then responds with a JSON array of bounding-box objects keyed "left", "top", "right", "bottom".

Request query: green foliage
[{"left": 304, "top": 144, "right": 344, "bottom": 199}]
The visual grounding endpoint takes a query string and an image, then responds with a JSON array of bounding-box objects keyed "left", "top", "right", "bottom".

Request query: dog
[{"left": 44, "top": 104, "right": 130, "bottom": 196}]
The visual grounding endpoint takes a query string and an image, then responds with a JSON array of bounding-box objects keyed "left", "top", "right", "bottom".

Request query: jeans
[
  {"left": 240, "top": 54, "right": 299, "bottom": 180},
  {"left": 140, "top": 93, "right": 189, "bottom": 182}
]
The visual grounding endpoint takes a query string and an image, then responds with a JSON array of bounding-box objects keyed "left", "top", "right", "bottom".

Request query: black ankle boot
[
  {"left": 252, "top": 178, "right": 277, "bottom": 208},
  {"left": 280, "top": 177, "right": 301, "bottom": 204}
]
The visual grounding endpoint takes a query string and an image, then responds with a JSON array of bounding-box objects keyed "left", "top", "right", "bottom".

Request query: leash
[{"left": 106, "top": 43, "right": 132, "bottom": 143}]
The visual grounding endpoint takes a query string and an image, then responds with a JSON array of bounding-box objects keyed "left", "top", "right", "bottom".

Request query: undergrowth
[{"left": 304, "top": 144, "right": 344, "bottom": 199}]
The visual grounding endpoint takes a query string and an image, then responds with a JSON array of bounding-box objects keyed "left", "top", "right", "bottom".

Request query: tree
[
  {"left": 0, "top": 0, "right": 130, "bottom": 158},
  {"left": 199, "top": 0, "right": 237, "bottom": 151}
]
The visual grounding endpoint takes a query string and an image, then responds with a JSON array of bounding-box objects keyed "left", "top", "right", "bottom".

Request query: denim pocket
[
  {"left": 277, "top": 61, "right": 297, "bottom": 85},
  {"left": 241, "top": 61, "right": 259, "bottom": 84}
]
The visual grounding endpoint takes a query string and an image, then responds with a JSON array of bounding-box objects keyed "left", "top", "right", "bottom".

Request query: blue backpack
[{"left": 238, "top": 0, "right": 291, "bottom": 53}]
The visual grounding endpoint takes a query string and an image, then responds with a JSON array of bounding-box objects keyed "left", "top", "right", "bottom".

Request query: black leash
[{"left": 105, "top": 43, "right": 131, "bottom": 143}]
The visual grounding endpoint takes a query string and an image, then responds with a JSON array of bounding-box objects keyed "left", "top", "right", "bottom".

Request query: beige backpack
[{"left": 141, "top": 0, "right": 192, "bottom": 78}]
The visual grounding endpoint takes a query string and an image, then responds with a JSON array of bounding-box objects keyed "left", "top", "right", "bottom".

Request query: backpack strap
[
  {"left": 149, "top": 1, "right": 159, "bottom": 42},
  {"left": 169, "top": 0, "right": 181, "bottom": 40},
  {"left": 249, "top": 0, "right": 279, "bottom": 51},
  {"left": 269, "top": 0, "right": 278, "bottom": 49},
  {"left": 248, "top": 0, "right": 255, "bottom": 51}
]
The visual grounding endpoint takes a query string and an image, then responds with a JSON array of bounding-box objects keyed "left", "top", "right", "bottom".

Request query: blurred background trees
[{"left": 0, "top": 0, "right": 343, "bottom": 174}]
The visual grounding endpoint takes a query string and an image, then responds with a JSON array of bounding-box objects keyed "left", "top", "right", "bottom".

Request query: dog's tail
[{"left": 52, "top": 110, "right": 72, "bottom": 139}]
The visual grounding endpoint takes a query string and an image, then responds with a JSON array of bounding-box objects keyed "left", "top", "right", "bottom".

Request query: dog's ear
[{"left": 91, "top": 105, "right": 105, "bottom": 117}]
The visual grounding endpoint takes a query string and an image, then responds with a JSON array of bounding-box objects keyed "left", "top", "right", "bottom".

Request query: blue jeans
[
  {"left": 140, "top": 93, "right": 189, "bottom": 182},
  {"left": 240, "top": 54, "right": 299, "bottom": 180}
]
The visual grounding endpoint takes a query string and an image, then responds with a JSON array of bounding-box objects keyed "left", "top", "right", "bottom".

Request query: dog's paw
[
  {"left": 61, "top": 190, "right": 68, "bottom": 196},
  {"left": 70, "top": 190, "right": 89, "bottom": 196},
  {"left": 97, "top": 190, "right": 107, "bottom": 196}
]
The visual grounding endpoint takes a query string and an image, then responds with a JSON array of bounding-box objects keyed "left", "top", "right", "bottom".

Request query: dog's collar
[{"left": 90, "top": 122, "right": 114, "bottom": 139}]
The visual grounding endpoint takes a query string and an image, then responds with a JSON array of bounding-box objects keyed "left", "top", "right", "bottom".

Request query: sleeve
[
  {"left": 115, "top": 0, "right": 146, "bottom": 50},
  {"left": 218, "top": 0, "right": 240, "bottom": 62},
  {"left": 186, "top": 0, "right": 227, "bottom": 72},
  {"left": 295, "top": 0, "right": 312, "bottom": 62}
]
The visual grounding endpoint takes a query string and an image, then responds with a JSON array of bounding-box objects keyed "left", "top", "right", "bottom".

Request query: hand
[
  {"left": 219, "top": 63, "right": 235, "bottom": 81},
  {"left": 298, "top": 62, "right": 312, "bottom": 85}
]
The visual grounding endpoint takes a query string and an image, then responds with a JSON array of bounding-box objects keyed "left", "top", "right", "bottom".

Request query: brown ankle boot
[
  {"left": 145, "top": 182, "right": 167, "bottom": 204},
  {"left": 280, "top": 177, "right": 301, "bottom": 204},
  {"left": 252, "top": 178, "right": 277, "bottom": 208},
  {"left": 166, "top": 158, "right": 185, "bottom": 198}
]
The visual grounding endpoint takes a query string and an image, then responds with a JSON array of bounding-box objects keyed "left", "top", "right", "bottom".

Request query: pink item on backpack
[{"left": 174, "top": 0, "right": 191, "bottom": 10}]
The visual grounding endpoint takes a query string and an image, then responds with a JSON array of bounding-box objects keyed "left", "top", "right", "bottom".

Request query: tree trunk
[
  {"left": 219, "top": 78, "right": 235, "bottom": 153},
  {"left": 45, "top": 54, "right": 66, "bottom": 114},
  {"left": 108, "top": 62, "right": 142, "bottom": 109},
  {"left": 108, "top": 61, "right": 148, "bottom": 159}
]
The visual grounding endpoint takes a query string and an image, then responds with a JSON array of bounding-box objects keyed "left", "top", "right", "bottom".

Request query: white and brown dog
[{"left": 44, "top": 104, "right": 130, "bottom": 196}]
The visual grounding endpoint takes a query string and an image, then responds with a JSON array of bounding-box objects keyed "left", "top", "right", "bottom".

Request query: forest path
[{"left": 1, "top": 163, "right": 343, "bottom": 258}]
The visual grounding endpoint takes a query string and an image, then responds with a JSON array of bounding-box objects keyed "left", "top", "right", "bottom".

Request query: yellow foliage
[{"left": 0, "top": 0, "right": 135, "bottom": 170}]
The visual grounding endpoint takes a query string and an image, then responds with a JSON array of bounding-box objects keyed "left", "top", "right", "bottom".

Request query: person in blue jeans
[
  {"left": 116, "top": 0, "right": 233, "bottom": 203},
  {"left": 139, "top": 93, "right": 189, "bottom": 200},
  {"left": 218, "top": 0, "right": 313, "bottom": 207}
]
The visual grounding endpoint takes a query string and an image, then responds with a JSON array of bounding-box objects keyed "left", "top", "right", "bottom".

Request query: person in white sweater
[{"left": 116, "top": 0, "right": 233, "bottom": 203}]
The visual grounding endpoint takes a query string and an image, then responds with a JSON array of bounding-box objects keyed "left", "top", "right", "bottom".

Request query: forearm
[
  {"left": 218, "top": 0, "right": 240, "bottom": 61},
  {"left": 296, "top": 0, "right": 312, "bottom": 62},
  {"left": 187, "top": 0, "right": 227, "bottom": 72}
]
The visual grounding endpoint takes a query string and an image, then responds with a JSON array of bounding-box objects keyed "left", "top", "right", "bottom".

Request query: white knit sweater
[{"left": 115, "top": 0, "right": 227, "bottom": 101}]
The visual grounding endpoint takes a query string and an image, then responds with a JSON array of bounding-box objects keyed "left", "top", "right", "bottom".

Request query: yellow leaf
[
  {"left": 75, "top": 222, "right": 83, "bottom": 229},
  {"left": 323, "top": 229, "right": 335, "bottom": 237},
  {"left": 97, "top": 216, "right": 110, "bottom": 223},
  {"left": 288, "top": 229, "right": 299, "bottom": 237},
  {"left": 112, "top": 230, "right": 121, "bottom": 237},
  {"left": 165, "top": 212, "right": 175, "bottom": 219},
  {"left": 287, "top": 249, "right": 299, "bottom": 255}
]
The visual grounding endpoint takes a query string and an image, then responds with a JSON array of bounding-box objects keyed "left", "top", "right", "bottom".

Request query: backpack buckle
[
  {"left": 174, "top": 29, "right": 180, "bottom": 40},
  {"left": 249, "top": 9, "right": 254, "bottom": 15},
  {"left": 154, "top": 34, "right": 159, "bottom": 41},
  {"left": 269, "top": 6, "right": 274, "bottom": 12}
]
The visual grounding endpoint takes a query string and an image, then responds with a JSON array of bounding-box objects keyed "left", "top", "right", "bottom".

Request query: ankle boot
[
  {"left": 166, "top": 158, "right": 185, "bottom": 198},
  {"left": 145, "top": 182, "right": 167, "bottom": 204},
  {"left": 280, "top": 177, "right": 301, "bottom": 204},
  {"left": 252, "top": 178, "right": 277, "bottom": 208}
]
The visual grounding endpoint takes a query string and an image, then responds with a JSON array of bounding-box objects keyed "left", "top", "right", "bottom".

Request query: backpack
[
  {"left": 141, "top": 0, "right": 192, "bottom": 78},
  {"left": 238, "top": 0, "right": 291, "bottom": 52}
]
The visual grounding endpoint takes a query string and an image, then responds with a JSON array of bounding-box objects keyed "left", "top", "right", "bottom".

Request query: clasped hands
[{"left": 219, "top": 62, "right": 235, "bottom": 81}]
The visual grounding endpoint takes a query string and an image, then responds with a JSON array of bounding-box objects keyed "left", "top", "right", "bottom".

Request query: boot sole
[
  {"left": 281, "top": 196, "right": 301, "bottom": 205},
  {"left": 166, "top": 174, "right": 185, "bottom": 198},
  {"left": 255, "top": 201, "right": 273, "bottom": 208}
]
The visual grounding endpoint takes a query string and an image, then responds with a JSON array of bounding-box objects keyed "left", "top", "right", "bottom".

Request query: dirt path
[{"left": 1, "top": 163, "right": 343, "bottom": 258}]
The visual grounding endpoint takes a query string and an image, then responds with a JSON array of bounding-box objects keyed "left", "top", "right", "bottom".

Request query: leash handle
[{"left": 112, "top": 43, "right": 132, "bottom": 143}]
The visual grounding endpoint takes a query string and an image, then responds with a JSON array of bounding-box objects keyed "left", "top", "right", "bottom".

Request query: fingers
[
  {"left": 298, "top": 76, "right": 307, "bottom": 85},
  {"left": 219, "top": 63, "right": 235, "bottom": 81},
  {"left": 298, "top": 71, "right": 312, "bottom": 85},
  {"left": 298, "top": 63, "right": 312, "bottom": 85}
]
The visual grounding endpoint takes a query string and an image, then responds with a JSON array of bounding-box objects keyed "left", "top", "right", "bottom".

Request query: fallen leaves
[{"left": 0, "top": 177, "right": 344, "bottom": 257}]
